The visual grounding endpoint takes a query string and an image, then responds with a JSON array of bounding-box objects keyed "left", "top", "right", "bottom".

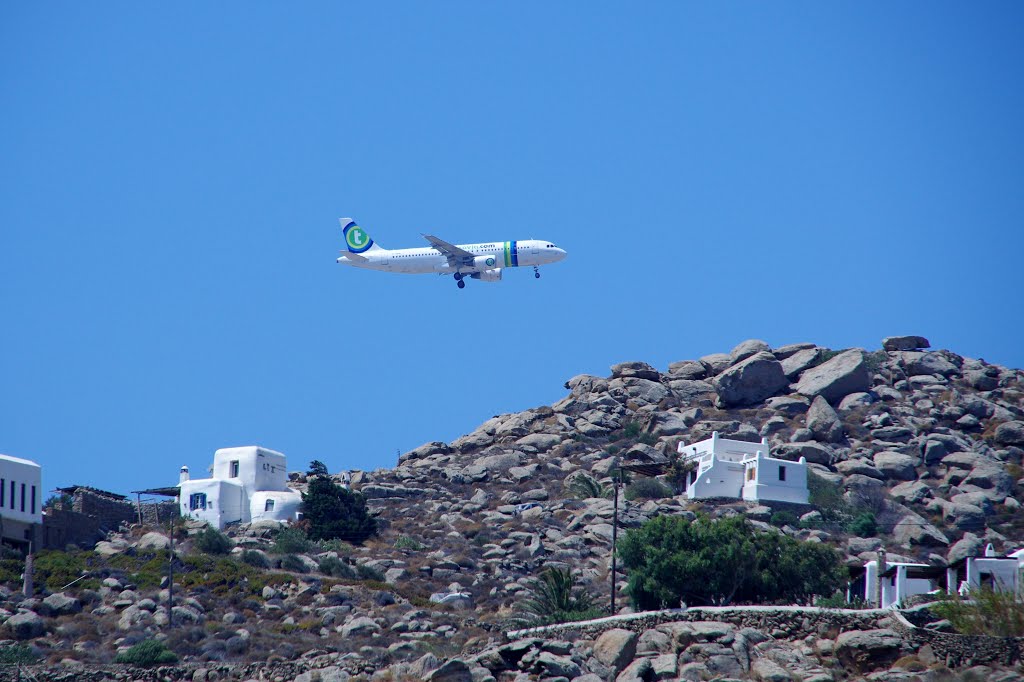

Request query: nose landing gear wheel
[
  {"left": 457, "top": 280, "right": 466, "bottom": 289},
  {"left": 533, "top": 266, "right": 541, "bottom": 279}
]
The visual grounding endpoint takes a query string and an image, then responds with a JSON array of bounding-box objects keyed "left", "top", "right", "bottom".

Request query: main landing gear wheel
[
  {"left": 457, "top": 279, "right": 466, "bottom": 289},
  {"left": 533, "top": 266, "right": 541, "bottom": 279}
]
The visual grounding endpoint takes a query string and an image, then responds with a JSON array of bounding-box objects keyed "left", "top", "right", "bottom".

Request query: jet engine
[
  {"left": 472, "top": 255, "right": 499, "bottom": 271},
  {"left": 471, "top": 268, "right": 502, "bottom": 282}
]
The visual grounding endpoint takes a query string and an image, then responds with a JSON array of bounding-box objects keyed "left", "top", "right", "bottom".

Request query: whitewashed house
[
  {"left": 947, "top": 543, "right": 1020, "bottom": 596},
  {"left": 860, "top": 559, "right": 944, "bottom": 608},
  {"left": 0, "top": 454, "right": 43, "bottom": 549},
  {"left": 676, "top": 432, "right": 809, "bottom": 504},
  {"left": 179, "top": 446, "right": 302, "bottom": 530}
]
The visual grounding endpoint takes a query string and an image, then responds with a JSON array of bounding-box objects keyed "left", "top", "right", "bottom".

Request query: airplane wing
[{"left": 422, "top": 234, "right": 476, "bottom": 267}]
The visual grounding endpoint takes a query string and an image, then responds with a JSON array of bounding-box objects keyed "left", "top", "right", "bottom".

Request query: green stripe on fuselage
[{"left": 504, "top": 241, "right": 511, "bottom": 267}]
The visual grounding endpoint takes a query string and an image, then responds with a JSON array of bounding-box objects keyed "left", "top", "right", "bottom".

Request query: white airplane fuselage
[{"left": 337, "top": 239, "right": 566, "bottom": 276}]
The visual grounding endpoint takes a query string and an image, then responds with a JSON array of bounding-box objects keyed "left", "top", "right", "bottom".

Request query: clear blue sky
[{"left": 3, "top": 3, "right": 1022, "bottom": 495}]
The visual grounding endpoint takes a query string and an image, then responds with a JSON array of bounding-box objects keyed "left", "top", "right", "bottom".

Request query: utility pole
[
  {"left": 167, "top": 517, "right": 174, "bottom": 628},
  {"left": 22, "top": 542, "right": 33, "bottom": 597},
  {"left": 610, "top": 469, "right": 622, "bottom": 614},
  {"left": 876, "top": 548, "right": 886, "bottom": 608}
]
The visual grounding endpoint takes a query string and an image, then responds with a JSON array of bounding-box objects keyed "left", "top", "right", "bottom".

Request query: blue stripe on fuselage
[{"left": 511, "top": 240, "right": 518, "bottom": 267}]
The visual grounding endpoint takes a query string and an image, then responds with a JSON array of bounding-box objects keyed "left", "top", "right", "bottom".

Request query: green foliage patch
[
  {"left": 931, "top": 587, "right": 1024, "bottom": 636},
  {"left": 517, "top": 567, "right": 602, "bottom": 626},
  {"left": 619, "top": 515, "right": 844, "bottom": 609},
  {"left": 194, "top": 527, "right": 233, "bottom": 555},
  {"left": 114, "top": 639, "right": 178, "bottom": 666},
  {"left": 303, "top": 461, "right": 378, "bottom": 544},
  {"left": 624, "top": 477, "right": 672, "bottom": 501}
]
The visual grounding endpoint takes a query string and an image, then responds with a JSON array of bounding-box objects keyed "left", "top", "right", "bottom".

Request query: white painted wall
[
  {"left": 677, "top": 432, "right": 809, "bottom": 504},
  {"left": 0, "top": 454, "right": 43, "bottom": 525},
  {"left": 179, "top": 446, "right": 301, "bottom": 530}
]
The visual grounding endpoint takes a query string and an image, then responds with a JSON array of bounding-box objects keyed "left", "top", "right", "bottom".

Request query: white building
[
  {"left": 178, "top": 446, "right": 302, "bottom": 530},
  {"left": 947, "top": 543, "right": 1020, "bottom": 596},
  {"left": 676, "top": 432, "right": 809, "bottom": 504},
  {"left": 861, "top": 559, "right": 944, "bottom": 608},
  {"left": 0, "top": 454, "right": 43, "bottom": 549}
]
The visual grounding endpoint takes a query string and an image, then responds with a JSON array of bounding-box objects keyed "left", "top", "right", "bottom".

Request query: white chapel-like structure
[
  {"left": 676, "top": 432, "right": 809, "bottom": 504},
  {"left": 179, "top": 446, "right": 302, "bottom": 530}
]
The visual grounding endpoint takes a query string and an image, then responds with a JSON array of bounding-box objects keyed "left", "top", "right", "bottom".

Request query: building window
[
  {"left": 230, "top": 461, "right": 240, "bottom": 478},
  {"left": 189, "top": 493, "right": 207, "bottom": 511},
  {"left": 31, "top": 486, "right": 36, "bottom": 515},
  {"left": 1, "top": 479, "right": 4, "bottom": 507},
  {"left": 779, "top": 465, "right": 787, "bottom": 482},
  {"left": 746, "top": 467, "right": 756, "bottom": 482},
  {"left": 10, "top": 480, "right": 15, "bottom": 509},
  {"left": 265, "top": 499, "right": 275, "bottom": 512},
  {"left": 20, "top": 483, "right": 26, "bottom": 513}
]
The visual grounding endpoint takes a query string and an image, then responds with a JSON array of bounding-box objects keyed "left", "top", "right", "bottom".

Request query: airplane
[{"left": 335, "top": 218, "right": 567, "bottom": 289}]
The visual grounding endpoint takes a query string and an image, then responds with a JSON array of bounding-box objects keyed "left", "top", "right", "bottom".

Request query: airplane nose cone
[{"left": 555, "top": 248, "right": 567, "bottom": 260}]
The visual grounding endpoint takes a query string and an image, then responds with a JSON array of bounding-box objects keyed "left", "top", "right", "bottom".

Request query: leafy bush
[
  {"left": 0, "top": 643, "right": 40, "bottom": 664},
  {"left": 272, "top": 527, "right": 312, "bottom": 554},
  {"left": 241, "top": 550, "right": 269, "bottom": 568},
  {"left": 114, "top": 639, "right": 178, "bottom": 666},
  {"left": 194, "top": 527, "right": 233, "bottom": 555},
  {"left": 619, "top": 515, "right": 845, "bottom": 609},
  {"left": 624, "top": 477, "right": 672, "bottom": 501},
  {"left": 770, "top": 511, "right": 798, "bottom": 528},
  {"left": 932, "top": 587, "right": 1024, "bottom": 636},
  {"left": 621, "top": 421, "right": 643, "bottom": 440},
  {"left": 815, "top": 591, "right": 868, "bottom": 609},
  {"left": 279, "top": 554, "right": 310, "bottom": 573},
  {"left": 393, "top": 536, "right": 424, "bottom": 551},
  {"left": 847, "top": 512, "right": 878, "bottom": 537},
  {"left": 303, "top": 461, "right": 378, "bottom": 544},
  {"left": 318, "top": 556, "right": 355, "bottom": 579},
  {"left": 517, "top": 567, "right": 602, "bottom": 625},
  {"left": 34, "top": 550, "right": 87, "bottom": 591},
  {"left": 355, "top": 563, "right": 385, "bottom": 582},
  {"left": 807, "top": 471, "right": 852, "bottom": 528}
]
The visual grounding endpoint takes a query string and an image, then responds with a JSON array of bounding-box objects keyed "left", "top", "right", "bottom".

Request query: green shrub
[
  {"left": 272, "top": 527, "right": 312, "bottom": 554},
  {"left": 318, "top": 556, "right": 355, "bottom": 579},
  {"left": 114, "top": 639, "right": 178, "bottom": 666},
  {"left": 621, "top": 422, "right": 643, "bottom": 440},
  {"left": 355, "top": 564, "right": 385, "bottom": 582},
  {"left": 624, "top": 477, "right": 672, "bottom": 501},
  {"left": 770, "top": 511, "right": 798, "bottom": 528},
  {"left": 619, "top": 515, "right": 845, "bottom": 608},
  {"left": 241, "top": 550, "right": 269, "bottom": 569},
  {"left": 33, "top": 550, "right": 87, "bottom": 591},
  {"left": 393, "top": 536, "right": 424, "bottom": 551},
  {"left": 194, "top": 527, "right": 233, "bottom": 555},
  {"left": 565, "top": 473, "right": 611, "bottom": 500},
  {"left": 0, "top": 643, "right": 40, "bottom": 664},
  {"left": 847, "top": 512, "right": 878, "bottom": 536},
  {"left": 280, "top": 554, "right": 310, "bottom": 574},
  {"left": 932, "top": 587, "right": 1024, "bottom": 636}
]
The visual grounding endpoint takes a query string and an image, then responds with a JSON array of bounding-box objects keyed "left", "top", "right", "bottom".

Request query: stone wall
[
  {"left": 507, "top": 605, "right": 891, "bottom": 642},
  {"left": 71, "top": 489, "right": 136, "bottom": 529},
  {"left": 889, "top": 610, "right": 1023, "bottom": 667}
]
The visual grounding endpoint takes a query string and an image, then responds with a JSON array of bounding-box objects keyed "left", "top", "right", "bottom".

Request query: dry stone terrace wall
[
  {"left": 889, "top": 610, "right": 1024, "bottom": 668},
  {"left": 507, "top": 605, "right": 893, "bottom": 642}
]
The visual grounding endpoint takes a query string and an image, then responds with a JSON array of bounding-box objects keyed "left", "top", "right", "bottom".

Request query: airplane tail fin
[{"left": 339, "top": 218, "right": 383, "bottom": 254}]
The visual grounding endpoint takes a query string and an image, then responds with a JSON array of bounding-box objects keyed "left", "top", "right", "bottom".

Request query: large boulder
[
  {"left": 426, "top": 660, "right": 473, "bottom": 682},
  {"left": 891, "top": 513, "right": 948, "bottom": 547},
  {"left": 781, "top": 348, "right": 821, "bottom": 379},
  {"left": 729, "top": 339, "right": 771, "bottom": 365},
  {"left": 993, "top": 421, "right": 1024, "bottom": 446},
  {"left": 806, "top": 395, "right": 844, "bottom": 442},
  {"left": 794, "top": 349, "right": 871, "bottom": 403},
  {"left": 946, "top": 533, "right": 985, "bottom": 565},
  {"left": 872, "top": 452, "right": 918, "bottom": 481},
  {"left": 40, "top": 593, "right": 82, "bottom": 617},
  {"left": 592, "top": 628, "right": 637, "bottom": 672},
  {"left": 5, "top": 611, "right": 45, "bottom": 639},
  {"left": 610, "top": 361, "right": 661, "bottom": 381},
  {"left": 835, "top": 629, "right": 906, "bottom": 672},
  {"left": 713, "top": 352, "right": 788, "bottom": 407},
  {"left": 882, "top": 336, "right": 930, "bottom": 351}
]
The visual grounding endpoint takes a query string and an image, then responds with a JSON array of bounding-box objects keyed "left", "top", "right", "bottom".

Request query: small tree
[
  {"left": 302, "top": 461, "right": 377, "bottom": 544},
  {"left": 664, "top": 450, "right": 695, "bottom": 495}
]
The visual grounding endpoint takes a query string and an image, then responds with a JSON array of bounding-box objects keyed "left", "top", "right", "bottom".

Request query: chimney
[
  {"left": 985, "top": 543, "right": 995, "bottom": 558},
  {"left": 179, "top": 466, "right": 190, "bottom": 483}
]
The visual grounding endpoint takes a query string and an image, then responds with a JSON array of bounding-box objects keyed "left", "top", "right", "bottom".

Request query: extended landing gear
[
  {"left": 457, "top": 280, "right": 465, "bottom": 289},
  {"left": 533, "top": 266, "right": 541, "bottom": 279},
  {"left": 454, "top": 272, "right": 466, "bottom": 289}
]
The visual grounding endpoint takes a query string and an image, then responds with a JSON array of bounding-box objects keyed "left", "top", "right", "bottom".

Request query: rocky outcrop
[
  {"left": 713, "top": 351, "right": 789, "bottom": 407},
  {"left": 794, "top": 349, "right": 871, "bottom": 402}
]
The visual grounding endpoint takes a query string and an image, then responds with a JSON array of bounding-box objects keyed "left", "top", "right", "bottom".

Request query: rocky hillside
[{"left": 2, "top": 335, "right": 1023, "bottom": 681}]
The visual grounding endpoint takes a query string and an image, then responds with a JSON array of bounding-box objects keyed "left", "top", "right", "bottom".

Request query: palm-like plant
[
  {"left": 566, "top": 473, "right": 611, "bottom": 499},
  {"left": 517, "top": 567, "right": 602, "bottom": 626}
]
